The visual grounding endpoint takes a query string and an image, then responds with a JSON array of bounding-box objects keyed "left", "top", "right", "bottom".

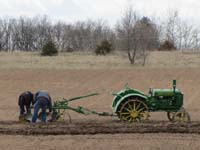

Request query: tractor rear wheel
[{"left": 119, "top": 99, "right": 149, "bottom": 122}]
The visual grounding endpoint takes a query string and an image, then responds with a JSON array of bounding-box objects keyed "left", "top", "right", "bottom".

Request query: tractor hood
[{"left": 152, "top": 89, "right": 182, "bottom": 97}]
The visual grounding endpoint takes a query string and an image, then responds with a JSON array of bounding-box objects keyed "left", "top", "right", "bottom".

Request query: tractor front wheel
[
  {"left": 167, "top": 111, "right": 175, "bottom": 121},
  {"left": 172, "top": 108, "right": 191, "bottom": 122}
]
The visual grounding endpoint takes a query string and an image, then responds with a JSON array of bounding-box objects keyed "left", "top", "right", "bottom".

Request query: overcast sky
[{"left": 0, "top": 0, "right": 199, "bottom": 26}]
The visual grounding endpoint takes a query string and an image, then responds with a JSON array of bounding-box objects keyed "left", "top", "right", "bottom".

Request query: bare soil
[{"left": 0, "top": 120, "right": 200, "bottom": 135}]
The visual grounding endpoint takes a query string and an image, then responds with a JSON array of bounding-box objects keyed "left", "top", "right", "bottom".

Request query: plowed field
[{"left": 0, "top": 120, "right": 200, "bottom": 135}]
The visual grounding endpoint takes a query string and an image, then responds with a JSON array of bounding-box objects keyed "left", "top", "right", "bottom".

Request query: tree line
[
  {"left": 0, "top": 8, "right": 200, "bottom": 54},
  {"left": 0, "top": 16, "right": 115, "bottom": 52}
]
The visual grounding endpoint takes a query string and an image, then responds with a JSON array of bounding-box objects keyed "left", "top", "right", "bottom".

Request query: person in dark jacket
[
  {"left": 18, "top": 91, "right": 34, "bottom": 116},
  {"left": 32, "top": 90, "right": 52, "bottom": 123}
]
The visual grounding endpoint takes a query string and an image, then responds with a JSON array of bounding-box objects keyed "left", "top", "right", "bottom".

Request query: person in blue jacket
[{"left": 32, "top": 90, "right": 52, "bottom": 123}]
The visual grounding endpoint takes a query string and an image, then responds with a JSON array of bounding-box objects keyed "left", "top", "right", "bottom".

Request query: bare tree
[
  {"left": 191, "top": 28, "right": 200, "bottom": 51},
  {"left": 135, "top": 17, "right": 159, "bottom": 65},
  {"left": 0, "top": 19, "right": 5, "bottom": 51},
  {"left": 116, "top": 7, "right": 138, "bottom": 64},
  {"left": 165, "top": 10, "right": 180, "bottom": 47},
  {"left": 116, "top": 7, "right": 159, "bottom": 65}
]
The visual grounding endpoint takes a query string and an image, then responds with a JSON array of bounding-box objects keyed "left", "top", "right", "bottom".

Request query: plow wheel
[
  {"left": 172, "top": 108, "right": 191, "bottom": 123},
  {"left": 57, "top": 110, "right": 65, "bottom": 122},
  {"left": 51, "top": 110, "right": 72, "bottom": 123},
  {"left": 119, "top": 99, "right": 149, "bottom": 122},
  {"left": 57, "top": 112, "right": 72, "bottom": 123}
]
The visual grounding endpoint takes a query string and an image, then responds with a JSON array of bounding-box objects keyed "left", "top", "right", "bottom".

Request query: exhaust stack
[{"left": 173, "top": 80, "right": 176, "bottom": 93}]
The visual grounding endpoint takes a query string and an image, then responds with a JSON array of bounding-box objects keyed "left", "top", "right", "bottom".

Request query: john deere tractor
[{"left": 112, "top": 80, "right": 190, "bottom": 122}]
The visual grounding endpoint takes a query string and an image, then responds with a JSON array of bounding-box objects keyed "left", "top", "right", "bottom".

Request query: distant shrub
[
  {"left": 95, "top": 40, "right": 113, "bottom": 55},
  {"left": 66, "top": 46, "right": 74, "bottom": 52},
  {"left": 159, "top": 40, "right": 176, "bottom": 51},
  {"left": 61, "top": 46, "right": 74, "bottom": 53},
  {"left": 41, "top": 40, "right": 58, "bottom": 56}
]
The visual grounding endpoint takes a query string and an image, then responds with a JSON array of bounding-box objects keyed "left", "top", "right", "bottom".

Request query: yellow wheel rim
[
  {"left": 119, "top": 99, "right": 149, "bottom": 122},
  {"left": 173, "top": 109, "right": 191, "bottom": 123},
  {"left": 57, "top": 109, "right": 65, "bottom": 122}
]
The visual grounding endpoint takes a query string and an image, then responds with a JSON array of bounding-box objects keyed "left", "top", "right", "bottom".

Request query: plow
[
  {"left": 27, "top": 80, "right": 190, "bottom": 123},
  {"left": 49, "top": 93, "right": 114, "bottom": 122}
]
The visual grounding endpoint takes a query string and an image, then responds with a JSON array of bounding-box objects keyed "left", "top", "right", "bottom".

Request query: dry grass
[
  {"left": 0, "top": 51, "right": 128, "bottom": 69},
  {"left": 1, "top": 51, "right": 200, "bottom": 69},
  {"left": 149, "top": 51, "right": 200, "bottom": 67}
]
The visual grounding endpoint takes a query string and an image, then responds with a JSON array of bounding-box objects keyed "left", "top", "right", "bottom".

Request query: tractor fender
[{"left": 113, "top": 93, "right": 148, "bottom": 113}]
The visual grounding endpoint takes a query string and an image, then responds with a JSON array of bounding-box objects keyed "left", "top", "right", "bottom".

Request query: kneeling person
[{"left": 32, "top": 90, "right": 52, "bottom": 123}]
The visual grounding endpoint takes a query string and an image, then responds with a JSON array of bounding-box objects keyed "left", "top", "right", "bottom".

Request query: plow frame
[{"left": 51, "top": 93, "right": 114, "bottom": 122}]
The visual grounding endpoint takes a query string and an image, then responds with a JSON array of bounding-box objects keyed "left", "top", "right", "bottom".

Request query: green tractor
[{"left": 112, "top": 80, "right": 190, "bottom": 122}]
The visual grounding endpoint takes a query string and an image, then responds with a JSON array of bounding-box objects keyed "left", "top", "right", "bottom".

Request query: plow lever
[{"left": 63, "top": 93, "right": 100, "bottom": 102}]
